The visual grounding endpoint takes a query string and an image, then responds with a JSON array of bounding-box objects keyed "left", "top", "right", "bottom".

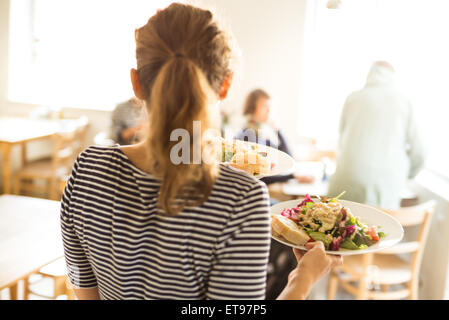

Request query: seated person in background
[
  {"left": 236, "top": 89, "right": 314, "bottom": 185},
  {"left": 109, "top": 97, "right": 145, "bottom": 145},
  {"left": 328, "top": 61, "right": 426, "bottom": 209}
]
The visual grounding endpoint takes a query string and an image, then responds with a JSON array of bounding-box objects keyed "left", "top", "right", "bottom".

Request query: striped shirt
[{"left": 60, "top": 145, "right": 271, "bottom": 299}]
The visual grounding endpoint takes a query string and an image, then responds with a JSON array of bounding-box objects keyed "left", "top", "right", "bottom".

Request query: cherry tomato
[{"left": 369, "top": 227, "right": 379, "bottom": 241}]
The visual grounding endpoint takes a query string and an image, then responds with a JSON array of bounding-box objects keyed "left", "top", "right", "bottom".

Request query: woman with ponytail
[{"left": 60, "top": 3, "right": 341, "bottom": 300}]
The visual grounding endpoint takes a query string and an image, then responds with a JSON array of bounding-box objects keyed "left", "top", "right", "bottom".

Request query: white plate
[
  {"left": 271, "top": 198, "right": 404, "bottom": 255},
  {"left": 255, "top": 144, "right": 294, "bottom": 178},
  {"left": 222, "top": 140, "right": 295, "bottom": 179}
]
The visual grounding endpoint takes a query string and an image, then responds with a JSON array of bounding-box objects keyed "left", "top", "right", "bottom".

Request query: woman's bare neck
[{"left": 120, "top": 141, "right": 153, "bottom": 174}]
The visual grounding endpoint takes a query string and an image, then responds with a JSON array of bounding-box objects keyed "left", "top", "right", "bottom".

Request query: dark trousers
[{"left": 265, "top": 238, "right": 297, "bottom": 299}]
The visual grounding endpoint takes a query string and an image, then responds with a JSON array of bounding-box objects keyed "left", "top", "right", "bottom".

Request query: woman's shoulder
[
  {"left": 77, "top": 144, "right": 123, "bottom": 162},
  {"left": 69, "top": 144, "right": 142, "bottom": 191},
  {"left": 75, "top": 144, "right": 134, "bottom": 175}
]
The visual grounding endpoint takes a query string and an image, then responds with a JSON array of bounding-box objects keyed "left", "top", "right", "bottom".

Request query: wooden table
[
  {"left": 0, "top": 117, "right": 80, "bottom": 194},
  {"left": 0, "top": 195, "right": 63, "bottom": 299}
]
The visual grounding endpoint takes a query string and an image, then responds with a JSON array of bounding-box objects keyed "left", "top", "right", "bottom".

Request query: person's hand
[
  {"left": 292, "top": 242, "right": 342, "bottom": 282},
  {"left": 277, "top": 241, "right": 342, "bottom": 300},
  {"left": 294, "top": 174, "right": 315, "bottom": 184}
]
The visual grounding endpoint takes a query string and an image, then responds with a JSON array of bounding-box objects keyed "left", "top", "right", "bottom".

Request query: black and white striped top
[{"left": 60, "top": 145, "right": 271, "bottom": 299}]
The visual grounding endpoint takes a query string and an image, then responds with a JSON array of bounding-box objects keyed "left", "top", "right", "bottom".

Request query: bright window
[
  {"left": 8, "top": 0, "right": 175, "bottom": 110},
  {"left": 299, "top": 0, "right": 449, "bottom": 178}
]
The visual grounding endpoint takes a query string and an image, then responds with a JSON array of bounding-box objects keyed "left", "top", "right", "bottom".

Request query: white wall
[{"left": 0, "top": 0, "right": 9, "bottom": 112}]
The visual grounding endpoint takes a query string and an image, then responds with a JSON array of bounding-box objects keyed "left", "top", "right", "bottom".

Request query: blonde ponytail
[{"left": 149, "top": 56, "right": 215, "bottom": 214}]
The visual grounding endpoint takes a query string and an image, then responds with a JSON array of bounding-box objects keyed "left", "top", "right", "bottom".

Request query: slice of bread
[{"left": 271, "top": 214, "right": 310, "bottom": 246}]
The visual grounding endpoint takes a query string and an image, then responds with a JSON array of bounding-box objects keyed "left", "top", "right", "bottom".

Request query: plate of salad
[{"left": 270, "top": 192, "right": 404, "bottom": 255}]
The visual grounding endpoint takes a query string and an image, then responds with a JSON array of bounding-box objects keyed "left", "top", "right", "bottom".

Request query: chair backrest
[
  {"left": 51, "top": 117, "right": 89, "bottom": 175},
  {"left": 47, "top": 117, "right": 89, "bottom": 200},
  {"left": 72, "top": 116, "right": 89, "bottom": 155},
  {"left": 383, "top": 201, "right": 436, "bottom": 227},
  {"left": 51, "top": 131, "right": 78, "bottom": 174},
  {"left": 381, "top": 200, "right": 436, "bottom": 290}
]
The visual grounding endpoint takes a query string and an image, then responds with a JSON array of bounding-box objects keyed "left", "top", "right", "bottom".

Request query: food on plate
[
  {"left": 272, "top": 192, "right": 386, "bottom": 251},
  {"left": 216, "top": 137, "right": 273, "bottom": 176},
  {"left": 271, "top": 214, "right": 310, "bottom": 245}
]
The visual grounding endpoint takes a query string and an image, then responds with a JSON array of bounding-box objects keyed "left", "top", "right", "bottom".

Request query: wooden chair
[
  {"left": 71, "top": 116, "right": 89, "bottom": 155},
  {"left": 328, "top": 200, "right": 436, "bottom": 300},
  {"left": 13, "top": 117, "right": 88, "bottom": 200},
  {"left": 24, "top": 258, "right": 75, "bottom": 300}
]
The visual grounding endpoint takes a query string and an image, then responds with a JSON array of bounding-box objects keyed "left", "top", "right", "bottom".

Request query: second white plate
[
  {"left": 271, "top": 198, "right": 404, "bottom": 255},
  {"left": 255, "top": 144, "right": 294, "bottom": 178},
  {"left": 223, "top": 140, "right": 295, "bottom": 179}
]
